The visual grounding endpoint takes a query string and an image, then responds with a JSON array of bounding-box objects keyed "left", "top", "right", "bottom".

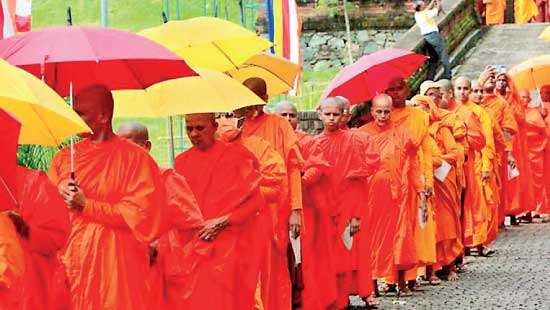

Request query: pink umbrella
[
  {"left": 0, "top": 26, "right": 197, "bottom": 96},
  {"left": 0, "top": 109, "right": 21, "bottom": 211},
  {"left": 321, "top": 48, "right": 428, "bottom": 105}
]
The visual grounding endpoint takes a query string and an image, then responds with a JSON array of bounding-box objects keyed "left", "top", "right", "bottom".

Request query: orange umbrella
[{"left": 509, "top": 55, "right": 550, "bottom": 91}]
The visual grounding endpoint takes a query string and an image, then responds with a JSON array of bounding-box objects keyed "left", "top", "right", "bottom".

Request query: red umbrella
[
  {"left": 0, "top": 109, "right": 21, "bottom": 211},
  {"left": 321, "top": 48, "right": 428, "bottom": 105},
  {"left": 0, "top": 26, "right": 197, "bottom": 96}
]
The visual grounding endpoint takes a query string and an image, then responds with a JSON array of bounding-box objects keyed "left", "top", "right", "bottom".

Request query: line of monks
[
  {"left": 1, "top": 69, "right": 550, "bottom": 310},
  {"left": 476, "top": 0, "right": 548, "bottom": 24}
]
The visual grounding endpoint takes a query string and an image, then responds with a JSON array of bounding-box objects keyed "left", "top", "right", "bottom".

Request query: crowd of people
[{"left": 1, "top": 65, "right": 550, "bottom": 310}]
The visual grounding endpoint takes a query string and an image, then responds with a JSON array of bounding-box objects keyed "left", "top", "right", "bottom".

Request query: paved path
[
  {"left": 371, "top": 221, "right": 550, "bottom": 309},
  {"left": 454, "top": 23, "right": 550, "bottom": 80}
]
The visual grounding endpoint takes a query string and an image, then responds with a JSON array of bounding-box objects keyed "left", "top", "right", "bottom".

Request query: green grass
[{"left": 31, "top": 0, "right": 339, "bottom": 167}]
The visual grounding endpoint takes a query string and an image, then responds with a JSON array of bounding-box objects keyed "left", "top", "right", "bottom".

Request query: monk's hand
[
  {"left": 289, "top": 210, "right": 301, "bottom": 239},
  {"left": 149, "top": 240, "right": 159, "bottom": 266},
  {"left": 6, "top": 211, "right": 30, "bottom": 239},
  {"left": 199, "top": 216, "right": 229, "bottom": 241},
  {"left": 349, "top": 217, "right": 361, "bottom": 237},
  {"left": 60, "top": 179, "right": 86, "bottom": 212},
  {"left": 482, "top": 171, "right": 490, "bottom": 183},
  {"left": 507, "top": 152, "right": 517, "bottom": 170}
]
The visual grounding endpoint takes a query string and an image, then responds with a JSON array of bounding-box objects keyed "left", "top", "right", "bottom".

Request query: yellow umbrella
[
  {"left": 113, "top": 68, "right": 265, "bottom": 117},
  {"left": 509, "top": 55, "right": 550, "bottom": 91},
  {"left": 139, "top": 17, "right": 272, "bottom": 72},
  {"left": 540, "top": 26, "right": 550, "bottom": 42},
  {"left": 0, "top": 59, "right": 90, "bottom": 146},
  {"left": 226, "top": 53, "right": 301, "bottom": 97}
]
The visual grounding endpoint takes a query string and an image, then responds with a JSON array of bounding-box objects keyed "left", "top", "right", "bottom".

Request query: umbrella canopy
[
  {"left": 321, "top": 48, "right": 428, "bottom": 105},
  {"left": 0, "top": 58, "right": 91, "bottom": 145},
  {"left": 509, "top": 55, "right": 550, "bottom": 91},
  {"left": 0, "top": 26, "right": 197, "bottom": 97},
  {"left": 540, "top": 26, "right": 550, "bottom": 42},
  {"left": 139, "top": 17, "right": 272, "bottom": 72},
  {"left": 226, "top": 53, "right": 301, "bottom": 97},
  {"left": 113, "top": 68, "right": 265, "bottom": 117},
  {"left": 0, "top": 108, "right": 20, "bottom": 211}
]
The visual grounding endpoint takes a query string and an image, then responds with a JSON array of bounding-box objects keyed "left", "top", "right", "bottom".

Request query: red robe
[
  {"left": 13, "top": 167, "right": 71, "bottom": 310},
  {"left": 174, "top": 140, "right": 265, "bottom": 310},
  {"left": 313, "top": 129, "right": 380, "bottom": 308},
  {"left": 149, "top": 169, "right": 204, "bottom": 309},
  {"left": 48, "top": 136, "right": 164, "bottom": 310},
  {"left": 523, "top": 108, "right": 548, "bottom": 212},
  {"left": 359, "top": 121, "right": 420, "bottom": 279},
  {"left": 0, "top": 213, "right": 25, "bottom": 309}
]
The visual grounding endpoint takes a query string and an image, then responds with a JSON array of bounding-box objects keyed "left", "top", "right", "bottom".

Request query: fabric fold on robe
[
  {"left": 0, "top": 212, "right": 25, "bottom": 309},
  {"left": 515, "top": 0, "right": 539, "bottom": 23}
]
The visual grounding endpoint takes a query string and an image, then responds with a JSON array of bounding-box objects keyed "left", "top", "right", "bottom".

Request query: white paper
[
  {"left": 289, "top": 233, "right": 301, "bottom": 266},
  {"left": 434, "top": 160, "right": 452, "bottom": 182},
  {"left": 342, "top": 224, "right": 353, "bottom": 251},
  {"left": 507, "top": 164, "right": 520, "bottom": 180}
]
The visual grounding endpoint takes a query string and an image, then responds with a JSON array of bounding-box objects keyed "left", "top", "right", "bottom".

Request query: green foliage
[{"left": 17, "top": 145, "right": 60, "bottom": 171}]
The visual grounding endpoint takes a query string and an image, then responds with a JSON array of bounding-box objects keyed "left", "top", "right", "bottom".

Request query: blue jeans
[{"left": 424, "top": 31, "right": 452, "bottom": 80}]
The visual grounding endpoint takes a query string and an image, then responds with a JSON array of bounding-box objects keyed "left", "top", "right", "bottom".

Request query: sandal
[
  {"left": 378, "top": 283, "right": 397, "bottom": 295},
  {"left": 366, "top": 294, "right": 379, "bottom": 309},
  {"left": 428, "top": 275, "right": 441, "bottom": 285},
  {"left": 397, "top": 286, "right": 413, "bottom": 297},
  {"left": 479, "top": 247, "right": 496, "bottom": 257}
]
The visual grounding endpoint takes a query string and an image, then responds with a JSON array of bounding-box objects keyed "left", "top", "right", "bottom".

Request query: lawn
[{"left": 31, "top": 0, "right": 339, "bottom": 167}]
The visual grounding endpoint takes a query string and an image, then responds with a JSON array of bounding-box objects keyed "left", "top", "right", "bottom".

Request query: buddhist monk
[
  {"left": 48, "top": 84, "right": 165, "bottom": 310},
  {"left": 384, "top": 77, "right": 435, "bottom": 292},
  {"left": 7, "top": 166, "right": 71, "bottom": 310},
  {"left": 479, "top": 73, "right": 517, "bottom": 238},
  {"left": 467, "top": 79, "right": 497, "bottom": 256},
  {"left": 313, "top": 97, "right": 379, "bottom": 307},
  {"left": 174, "top": 113, "right": 264, "bottom": 309},
  {"left": 517, "top": 91, "right": 548, "bottom": 214},
  {"left": 486, "top": 0, "right": 506, "bottom": 24},
  {"left": 450, "top": 78, "right": 490, "bottom": 256},
  {"left": 540, "top": 85, "right": 550, "bottom": 219},
  {"left": 235, "top": 77, "right": 304, "bottom": 310},
  {"left": 494, "top": 72, "right": 534, "bottom": 223},
  {"left": 0, "top": 209, "right": 25, "bottom": 309},
  {"left": 515, "top": 0, "right": 539, "bottom": 23},
  {"left": 116, "top": 122, "right": 205, "bottom": 309},
  {"left": 336, "top": 96, "right": 352, "bottom": 130},
  {"left": 359, "top": 94, "right": 424, "bottom": 297},
  {"left": 274, "top": 101, "right": 316, "bottom": 157},
  {"left": 412, "top": 95, "right": 463, "bottom": 282}
]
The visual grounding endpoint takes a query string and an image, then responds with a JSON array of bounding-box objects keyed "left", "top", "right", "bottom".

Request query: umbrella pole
[
  {"left": 70, "top": 81, "right": 75, "bottom": 180},
  {"left": 168, "top": 116, "right": 176, "bottom": 167}
]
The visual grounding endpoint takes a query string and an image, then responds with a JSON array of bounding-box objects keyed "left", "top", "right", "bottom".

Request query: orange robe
[
  {"left": 448, "top": 101, "right": 488, "bottom": 248},
  {"left": 13, "top": 167, "right": 71, "bottom": 310},
  {"left": 48, "top": 136, "right": 164, "bottom": 310},
  {"left": 486, "top": 0, "right": 506, "bottom": 24},
  {"left": 430, "top": 122, "right": 464, "bottom": 266},
  {"left": 174, "top": 140, "right": 264, "bottom": 310},
  {"left": 515, "top": 0, "right": 539, "bottom": 23},
  {"left": 150, "top": 169, "right": 205, "bottom": 309},
  {"left": 0, "top": 213, "right": 25, "bottom": 309},
  {"left": 240, "top": 113, "right": 304, "bottom": 310},
  {"left": 313, "top": 129, "right": 380, "bottom": 308},
  {"left": 523, "top": 108, "right": 548, "bottom": 212},
  {"left": 359, "top": 121, "right": 420, "bottom": 279}
]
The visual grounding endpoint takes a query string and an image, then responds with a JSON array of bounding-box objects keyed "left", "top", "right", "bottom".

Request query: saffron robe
[
  {"left": 515, "top": 0, "right": 539, "bottom": 23},
  {"left": 0, "top": 213, "right": 25, "bottom": 309},
  {"left": 174, "top": 140, "right": 265, "bottom": 310},
  {"left": 523, "top": 108, "right": 548, "bottom": 212},
  {"left": 313, "top": 129, "right": 380, "bottom": 308},
  {"left": 486, "top": 0, "right": 506, "bottom": 24},
  {"left": 48, "top": 136, "right": 164, "bottom": 310}
]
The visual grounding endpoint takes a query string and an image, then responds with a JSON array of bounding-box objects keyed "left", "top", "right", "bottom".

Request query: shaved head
[
  {"left": 184, "top": 113, "right": 218, "bottom": 150},
  {"left": 117, "top": 122, "right": 151, "bottom": 151},
  {"left": 385, "top": 78, "right": 410, "bottom": 107},
  {"left": 318, "top": 97, "right": 343, "bottom": 133},
  {"left": 73, "top": 84, "right": 114, "bottom": 141},
  {"left": 275, "top": 101, "right": 299, "bottom": 130},
  {"left": 371, "top": 94, "right": 392, "bottom": 127},
  {"left": 470, "top": 79, "right": 483, "bottom": 104},
  {"left": 453, "top": 77, "right": 472, "bottom": 104},
  {"left": 243, "top": 77, "right": 268, "bottom": 103},
  {"left": 437, "top": 79, "right": 452, "bottom": 93},
  {"left": 335, "top": 96, "right": 352, "bottom": 129},
  {"left": 519, "top": 89, "right": 532, "bottom": 106}
]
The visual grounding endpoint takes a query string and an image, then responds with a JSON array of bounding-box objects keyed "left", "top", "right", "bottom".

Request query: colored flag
[
  {"left": 0, "top": 0, "right": 31, "bottom": 39},
  {"left": 266, "top": 0, "right": 302, "bottom": 95}
]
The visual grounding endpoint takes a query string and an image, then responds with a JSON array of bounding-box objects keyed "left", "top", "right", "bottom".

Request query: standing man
[
  {"left": 414, "top": 0, "right": 452, "bottom": 79},
  {"left": 48, "top": 85, "right": 165, "bottom": 310}
]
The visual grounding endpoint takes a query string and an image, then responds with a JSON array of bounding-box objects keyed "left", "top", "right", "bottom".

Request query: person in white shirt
[{"left": 414, "top": 0, "right": 452, "bottom": 80}]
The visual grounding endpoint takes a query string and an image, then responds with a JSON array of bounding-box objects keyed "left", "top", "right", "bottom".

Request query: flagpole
[{"left": 343, "top": 0, "right": 353, "bottom": 65}]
